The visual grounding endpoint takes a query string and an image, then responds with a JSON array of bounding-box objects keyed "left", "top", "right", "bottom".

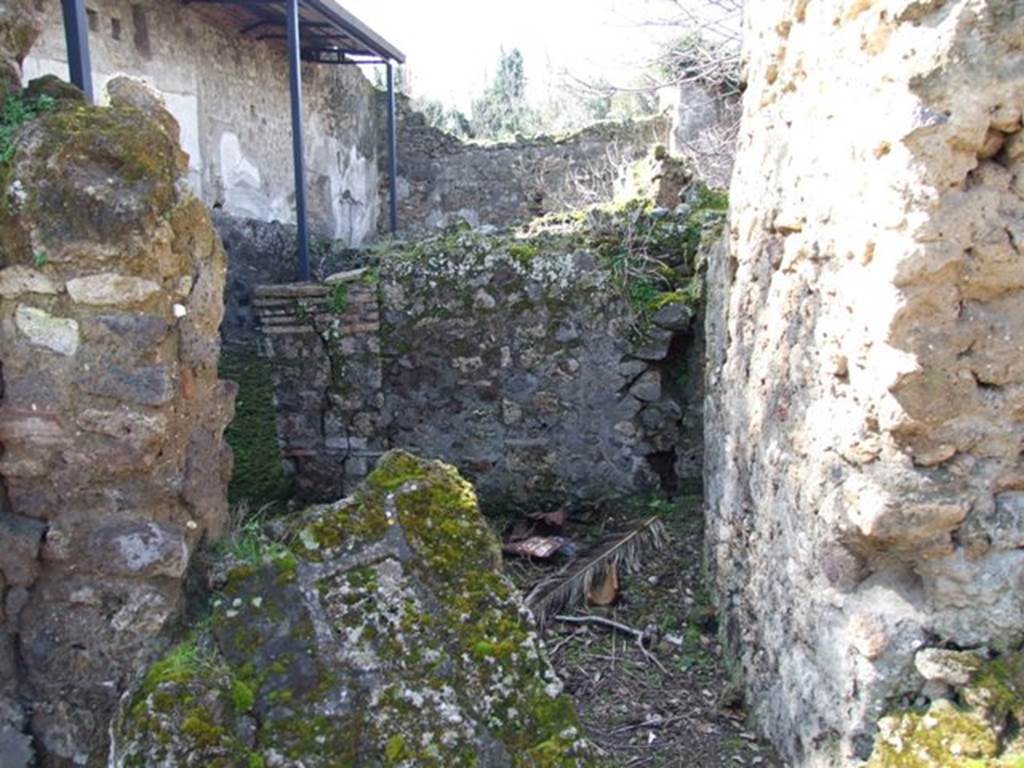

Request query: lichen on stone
[
  {"left": 0, "top": 91, "right": 186, "bottom": 266},
  {"left": 377, "top": 182, "right": 723, "bottom": 329},
  {"left": 867, "top": 651, "right": 1024, "bottom": 767},
  {"left": 112, "top": 451, "right": 594, "bottom": 767},
  {"left": 0, "top": 75, "right": 235, "bottom": 764}
]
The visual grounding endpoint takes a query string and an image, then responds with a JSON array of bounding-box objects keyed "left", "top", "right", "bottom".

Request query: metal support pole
[
  {"left": 386, "top": 61, "right": 399, "bottom": 234},
  {"left": 286, "top": 0, "right": 311, "bottom": 281},
  {"left": 61, "top": 0, "right": 94, "bottom": 103}
]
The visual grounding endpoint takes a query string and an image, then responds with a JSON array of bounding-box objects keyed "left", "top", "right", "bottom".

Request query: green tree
[
  {"left": 414, "top": 97, "right": 474, "bottom": 140},
  {"left": 471, "top": 48, "right": 538, "bottom": 140}
]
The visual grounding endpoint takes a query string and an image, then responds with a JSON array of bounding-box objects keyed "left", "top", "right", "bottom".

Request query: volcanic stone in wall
[
  {"left": 381, "top": 92, "right": 672, "bottom": 235},
  {"left": 0, "top": 77, "right": 235, "bottom": 766},
  {"left": 259, "top": 191, "right": 723, "bottom": 509},
  {"left": 215, "top": 213, "right": 303, "bottom": 349},
  {"left": 378, "top": 215, "right": 701, "bottom": 510},
  {"left": 255, "top": 275, "right": 387, "bottom": 502},
  {"left": 112, "top": 451, "right": 590, "bottom": 768},
  {"left": 705, "top": 1, "right": 1024, "bottom": 765},
  {"left": 377, "top": 187, "right": 725, "bottom": 510},
  {"left": 213, "top": 212, "right": 369, "bottom": 349}
]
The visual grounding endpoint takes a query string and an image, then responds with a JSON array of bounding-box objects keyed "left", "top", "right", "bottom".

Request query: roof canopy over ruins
[
  {"left": 184, "top": 0, "right": 405, "bottom": 64},
  {"left": 57, "top": 0, "right": 403, "bottom": 278}
]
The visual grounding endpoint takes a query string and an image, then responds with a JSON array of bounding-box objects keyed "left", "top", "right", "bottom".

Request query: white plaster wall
[{"left": 23, "top": 0, "right": 381, "bottom": 245}]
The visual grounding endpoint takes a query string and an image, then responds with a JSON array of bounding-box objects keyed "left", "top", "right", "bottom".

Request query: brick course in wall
[
  {"left": 255, "top": 276, "right": 385, "bottom": 501},
  {"left": 257, "top": 239, "right": 704, "bottom": 510}
]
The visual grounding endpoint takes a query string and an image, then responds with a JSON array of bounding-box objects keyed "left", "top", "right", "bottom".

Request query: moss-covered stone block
[
  {"left": 868, "top": 700, "right": 999, "bottom": 767},
  {"left": 0, "top": 97, "right": 183, "bottom": 264},
  {"left": 112, "top": 452, "right": 593, "bottom": 767},
  {"left": 868, "top": 652, "right": 1024, "bottom": 767}
]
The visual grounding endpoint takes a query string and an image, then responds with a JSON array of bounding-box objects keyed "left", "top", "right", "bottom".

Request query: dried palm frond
[{"left": 525, "top": 516, "right": 669, "bottom": 627}]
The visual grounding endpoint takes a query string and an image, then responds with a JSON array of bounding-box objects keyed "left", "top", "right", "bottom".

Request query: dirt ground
[{"left": 503, "top": 496, "right": 783, "bottom": 768}]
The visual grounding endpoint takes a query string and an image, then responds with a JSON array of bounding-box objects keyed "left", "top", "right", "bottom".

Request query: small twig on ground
[
  {"left": 554, "top": 614, "right": 668, "bottom": 673},
  {"left": 636, "top": 634, "right": 669, "bottom": 674},
  {"left": 548, "top": 630, "right": 582, "bottom": 657},
  {"left": 554, "top": 614, "right": 649, "bottom": 641},
  {"left": 611, "top": 714, "right": 688, "bottom": 735}
]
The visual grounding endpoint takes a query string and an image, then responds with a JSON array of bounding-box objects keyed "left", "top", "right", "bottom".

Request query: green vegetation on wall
[
  {"left": 868, "top": 651, "right": 1024, "bottom": 767},
  {"left": 0, "top": 91, "right": 55, "bottom": 165},
  {"left": 585, "top": 189, "right": 725, "bottom": 329},
  {"left": 376, "top": 181, "right": 725, "bottom": 344},
  {"left": 219, "top": 350, "right": 290, "bottom": 508}
]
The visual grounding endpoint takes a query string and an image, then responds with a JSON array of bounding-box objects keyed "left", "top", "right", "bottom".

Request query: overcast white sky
[{"left": 343, "top": 0, "right": 681, "bottom": 110}]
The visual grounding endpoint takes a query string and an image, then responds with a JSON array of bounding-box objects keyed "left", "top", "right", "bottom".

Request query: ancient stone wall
[
  {"left": 219, "top": 106, "right": 672, "bottom": 350},
  {"left": 0, "top": 76, "right": 234, "bottom": 766},
  {"left": 214, "top": 213, "right": 368, "bottom": 349},
  {"left": 261, "top": 205, "right": 715, "bottom": 510},
  {"left": 381, "top": 99, "right": 671, "bottom": 235},
  {"left": 25, "top": 0, "right": 382, "bottom": 245},
  {"left": 376, "top": 229, "right": 700, "bottom": 510},
  {"left": 661, "top": 80, "right": 741, "bottom": 189},
  {"left": 706, "top": 1, "right": 1024, "bottom": 765},
  {"left": 255, "top": 277, "right": 385, "bottom": 502}
]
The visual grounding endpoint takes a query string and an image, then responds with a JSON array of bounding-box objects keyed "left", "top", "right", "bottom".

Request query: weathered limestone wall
[
  {"left": 383, "top": 102, "right": 671, "bottom": 234},
  {"left": 0, "top": 77, "right": 234, "bottom": 766},
  {"left": 706, "top": 1, "right": 1024, "bottom": 765},
  {"left": 25, "top": 0, "right": 382, "bottom": 244}
]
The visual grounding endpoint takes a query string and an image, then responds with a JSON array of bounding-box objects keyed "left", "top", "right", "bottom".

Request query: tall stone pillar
[
  {"left": 706, "top": 1, "right": 1024, "bottom": 764},
  {"left": 0, "top": 78, "right": 235, "bottom": 765}
]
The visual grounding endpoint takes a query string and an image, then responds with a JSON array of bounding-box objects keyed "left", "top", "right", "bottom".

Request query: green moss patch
[
  {"left": 965, "top": 652, "right": 1024, "bottom": 725},
  {"left": 118, "top": 452, "right": 594, "bottom": 767},
  {"left": 869, "top": 700, "right": 1000, "bottom": 767},
  {"left": 1, "top": 97, "right": 186, "bottom": 262},
  {"left": 375, "top": 181, "right": 724, "bottom": 339},
  {"left": 37, "top": 105, "right": 177, "bottom": 188},
  {"left": 0, "top": 90, "right": 55, "bottom": 165},
  {"left": 219, "top": 349, "right": 290, "bottom": 507},
  {"left": 869, "top": 652, "right": 1024, "bottom": 767}
]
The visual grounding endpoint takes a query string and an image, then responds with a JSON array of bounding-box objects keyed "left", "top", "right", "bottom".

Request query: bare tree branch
[{"left": 562, "top": 0, "right": 743, "bottom": 187}]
